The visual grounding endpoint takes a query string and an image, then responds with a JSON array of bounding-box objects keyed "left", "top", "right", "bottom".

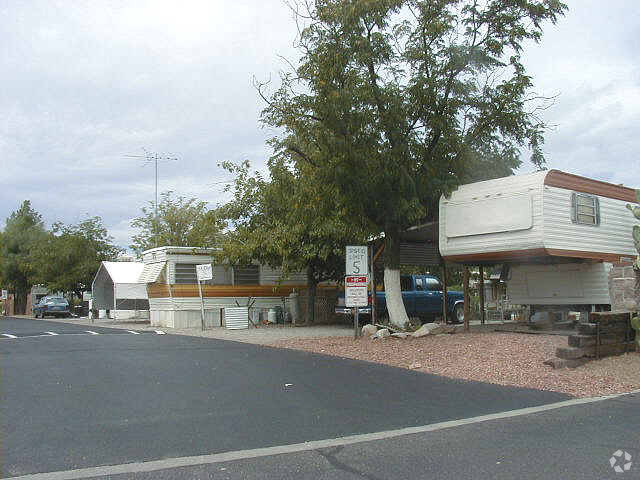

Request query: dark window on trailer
[
  {"left": 174, "top": 263, "right": 197, "bottom": 284},
  {"left": 233, "top": 265, "right": 260, "bottom": 285},
  {"left": 571, "top": 192, "right": 600, "bottom": 226}
]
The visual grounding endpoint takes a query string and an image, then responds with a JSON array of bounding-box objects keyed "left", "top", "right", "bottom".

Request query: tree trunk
[
  {"left": 15, "top": 286, "right": 27, "bottom": 315},
  {"left": 306, "top": 265, "right": 317, "bottom": 324},
  {"left": 383, "top": 226, "right": 409, "bottom": 329}
]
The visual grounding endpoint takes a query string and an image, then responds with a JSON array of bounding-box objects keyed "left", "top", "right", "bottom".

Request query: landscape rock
[
  {"left": 373, "top": 328, "right": 390, "bottom": 339},
  {"left": 544, "top": 357, "right": 588, "bottom": 369},
  {"left": 361, "top": 324, "right": 378, "bottom": 337},
  {"left": 391, "top": 332, "right": 409, "bottom": 339},
  {"left": 412, "top": 322, "right": 444, "bottom": 337}
]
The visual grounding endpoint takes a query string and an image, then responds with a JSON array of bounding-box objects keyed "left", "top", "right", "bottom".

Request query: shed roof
[{"left": 100, "top": 262, "right": 145, "bottom": 284}]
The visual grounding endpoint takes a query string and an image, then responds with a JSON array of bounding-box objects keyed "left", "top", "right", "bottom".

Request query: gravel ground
[{"left": 270, "top": 332, "right": 640, "bottom": 398}]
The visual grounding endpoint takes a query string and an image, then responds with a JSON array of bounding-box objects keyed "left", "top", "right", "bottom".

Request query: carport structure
[{"left": 91, "top": 262, "right": 149, "bottom": 320}]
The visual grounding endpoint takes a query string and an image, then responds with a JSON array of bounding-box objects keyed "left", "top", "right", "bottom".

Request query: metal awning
[{"left": 138, "top": 262, "right": 166, "bottom": 283}]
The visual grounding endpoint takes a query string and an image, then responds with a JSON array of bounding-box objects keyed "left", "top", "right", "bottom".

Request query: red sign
[{"left": 345, "top": 276, "right": 368, "bottom": 286}]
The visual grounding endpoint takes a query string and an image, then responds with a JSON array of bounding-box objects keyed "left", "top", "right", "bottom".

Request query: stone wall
[{"left": 608, "top": 264, "right": 640, "bottom": 312}]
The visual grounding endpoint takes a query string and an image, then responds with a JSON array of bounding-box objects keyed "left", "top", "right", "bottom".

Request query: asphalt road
[
  {"left": 0, "top": 316, "right": 154, "bottom": 337},
  {"left": 2, "top": 316, "right": 574, "bottom": 478},
  {"left": 100, "top": 392, "right": 640, "bottom": 480}
]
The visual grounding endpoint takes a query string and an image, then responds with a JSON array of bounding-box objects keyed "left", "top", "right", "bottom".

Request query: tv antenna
[{"left": 124, "top": 148, "right": 178, "bottom": 247}]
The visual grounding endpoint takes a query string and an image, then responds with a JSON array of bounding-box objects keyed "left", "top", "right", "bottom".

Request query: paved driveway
[{"left": 1, "top": 317, "right": 570, "bottom": 478}]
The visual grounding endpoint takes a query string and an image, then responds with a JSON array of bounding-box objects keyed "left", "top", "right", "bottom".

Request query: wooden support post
[
  {"left": 479, "top": 265, "right": 485, "bottom": 325},
  {"left": 370, "top": 245, "right": 376, "bottom": 326},
  {"left": 441, "top": 259, "right": 448, "bottom": 324},
  {"left": 463, "top": 266, "right": 470, "bottom": 332}
]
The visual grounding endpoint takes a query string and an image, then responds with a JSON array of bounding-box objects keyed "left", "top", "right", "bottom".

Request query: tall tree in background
[
  {"left": 0, "top": 201, "right": 47, "bottom": 313},
  {"left": 130, "top": 191, "right": 226, "bottom": 256},
  {"left": 30, "top": 217, "right": 122, "bottom": 299},
  {"left": 222, "top": 152, "right": 372, "bottom": 323},
  {"left": 260, "top": 0, "right": 566, "bottom": 327}
]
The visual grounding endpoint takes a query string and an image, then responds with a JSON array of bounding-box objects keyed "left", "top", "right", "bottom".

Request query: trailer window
[
  {"left": 233, "top": 265, "right": 260, "bottom": 285},
  {"left": 571, "top": 193, "right": 600, "bottom": 226},
  {"left": 174, "top": 263, "right": 197, "bottom": 284}
]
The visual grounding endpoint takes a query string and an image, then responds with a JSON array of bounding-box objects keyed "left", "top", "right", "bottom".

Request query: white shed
[
  {"left": 91, "top": 262, "right": 149, "bottom": 320},
  {"left": 439, "top": 170, "right": 637, "bottom": 308}
]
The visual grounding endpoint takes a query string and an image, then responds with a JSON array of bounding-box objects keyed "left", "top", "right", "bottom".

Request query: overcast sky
[{"left": 1, "top": 0, "right": 639, "bottom": 249}]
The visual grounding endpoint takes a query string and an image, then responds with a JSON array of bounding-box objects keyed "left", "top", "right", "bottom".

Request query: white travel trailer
[
  {"left": 139, "top": 246, "right": 310, "bottom": 328},
  {"left": 439, "top": 170, "right": 637, "bottom": 310}
]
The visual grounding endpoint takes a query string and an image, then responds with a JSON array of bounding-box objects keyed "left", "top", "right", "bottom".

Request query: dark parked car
[{"left": 33, "top": 296, "right": 71, "bottom": 318}]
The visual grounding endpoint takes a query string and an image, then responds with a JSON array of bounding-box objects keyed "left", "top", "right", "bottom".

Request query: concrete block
[{"left": 556, "top": 346, "right": 585, "bottom": 359}]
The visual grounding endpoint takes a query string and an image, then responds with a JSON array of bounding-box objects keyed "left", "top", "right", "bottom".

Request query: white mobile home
[
  {"left": 91, "top": 262, "right": 149, "bottom": 320},
  {"left": 139, "top": 246, "right": 309, "bottom": 328},
  {"left": 439, "top": 170, "right": 637, "bottom": 308}
]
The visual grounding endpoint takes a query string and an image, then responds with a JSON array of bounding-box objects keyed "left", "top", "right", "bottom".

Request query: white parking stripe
[
  {"left": 126, "top": 330, "right": 140, "bottom": 335},
  {"left": 85, "top": 331, "right": 99, "bottom": 335},
  {"left": 1, "top": 333, "right": 17, "bottom": 338},
  {"left": 44, "top": 331, "right": 59, "bottom": 336}
]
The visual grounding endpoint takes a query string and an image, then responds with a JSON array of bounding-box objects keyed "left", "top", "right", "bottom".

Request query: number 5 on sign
[{"left": 346, "top": 246, "right": 368, "bottom": 275}]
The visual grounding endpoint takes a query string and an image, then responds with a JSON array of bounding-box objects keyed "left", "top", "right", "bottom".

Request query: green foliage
[
  {"left": 260, "top": 0, "right": 567, "bottom": 270},
  {"left": 30, "top": 217, "right": 122, "bottom": 298},
  {"left": 221, "top": 155, "right": 372, "bottom": 283},
  {"left": 0, "top": 201, "right": 47, "bottom": 313},
  {"left": 130, "top": 191, "right": 226, "bottom": 256},
  {"left": 626, "top": 189, "right": 640, "bottom": 270}
]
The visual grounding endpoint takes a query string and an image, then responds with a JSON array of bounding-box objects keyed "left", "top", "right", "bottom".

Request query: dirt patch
[{"left": 270, "top": 332, "right": 640, "bottom": 398}]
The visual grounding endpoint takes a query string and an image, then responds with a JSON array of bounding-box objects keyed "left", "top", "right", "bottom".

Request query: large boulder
[{"left": 361, "top": 324, "right": 378, "bottom": 337}]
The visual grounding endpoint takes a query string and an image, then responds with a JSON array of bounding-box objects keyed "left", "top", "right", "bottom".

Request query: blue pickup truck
[{"left": 336, "top": 274, "right": 465, "bottom": 324}]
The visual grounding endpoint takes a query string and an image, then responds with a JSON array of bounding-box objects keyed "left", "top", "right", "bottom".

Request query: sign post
[
  {"left": 345, "top": 274, "right": 369, "bottom": 339},
  {"left": 196, "top": 264, "right": 213, "bottom": 331},
  {"left": 346, "top": 245, "right": 369, "bottom": 338}
]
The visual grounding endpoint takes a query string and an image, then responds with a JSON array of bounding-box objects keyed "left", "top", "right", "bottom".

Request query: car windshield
[{"left": 44, "top": 297, "right": 67, "bottom": 305}]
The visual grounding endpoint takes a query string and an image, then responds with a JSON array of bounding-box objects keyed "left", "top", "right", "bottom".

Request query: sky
[{"left": 1, "top": 0, "right": 639, "bottom": 249}]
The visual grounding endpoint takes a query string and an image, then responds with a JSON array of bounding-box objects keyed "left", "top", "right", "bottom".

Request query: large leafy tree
[
  {"left": 130, "top": 191, "right": 226, "bottom": 256},
  {"left": 260, "top": 0, "right": 566, "bottom": 327},
  {"left": 0, "top": 201, "right": 47, "bottom": 314},
  {"left": 30, "top": 217, "right": 122, "bottom": 299},
  {"left": 222, "top": 150, "right": 372, "bottom": 323}
]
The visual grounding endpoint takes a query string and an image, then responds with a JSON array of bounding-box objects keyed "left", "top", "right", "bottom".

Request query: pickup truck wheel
[{"left": 454, "top": 303, "right": 465, "bottom": 324}]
